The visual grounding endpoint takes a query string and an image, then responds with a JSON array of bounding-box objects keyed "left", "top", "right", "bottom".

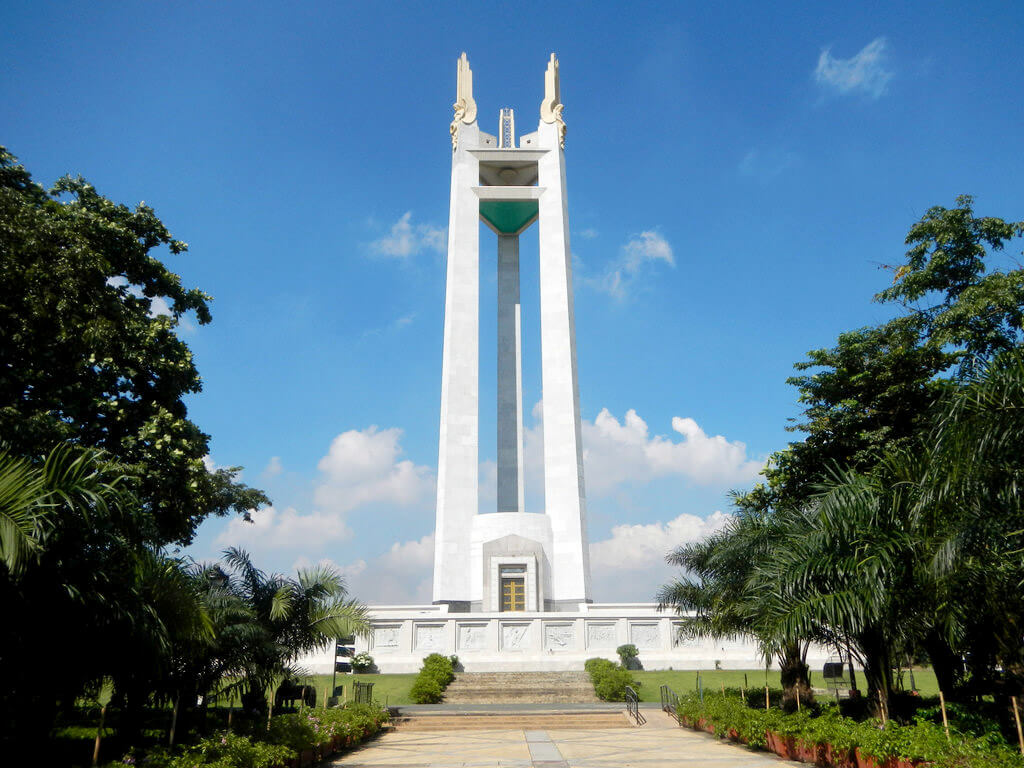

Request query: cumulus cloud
[
  {"left": 217, "top": 505, "right": 353, "bottom": 550},
  {"left": 335, "top": 534, "right": 435, "bottom": 604},
  {"left": 589, "top": 511, "right": 731, "bottom": 601},
  {"left": 370, "top": 212, "right": 446, "bottom": 258},
  {"left": 314, "top": 426, "right": 434, "bottom": 514},
  {"left": 590, "top": 231, "right": 675, "bottom": 299},
  {"left": 814, "top": 37, "right": 893, "bottom": 98},
  {"left": 523, "top": 403, "right": 762, "bottom": 497},
  {"left": 263, "top": 456, "right": 283, "bottom": 478},
  {"left": 214, "top": 426, "right": 434, "bottom": 558}
]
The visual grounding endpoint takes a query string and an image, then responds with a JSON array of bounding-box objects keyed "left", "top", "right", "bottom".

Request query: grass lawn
[
  {"left": 300, "top": 673, "right": 419, "bottom": 706},
  {"left": 223, "top": 667, "right": 940, "bottom": 707},
  {"left": 630, "top": 667, "right": 940, "bottom": 703}
]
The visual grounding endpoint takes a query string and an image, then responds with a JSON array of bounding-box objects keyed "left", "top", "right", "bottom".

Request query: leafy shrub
[
  {"left": 409, "top": 675, "right": 444, "bottom": 704},
  {"left": 164, "top": 731, "right": 294, "bottom": 768},
  {"left": 584, "top": 656, "right": 639, "bottom": 701},
  {"left": 584, "top": 657, "right": 617, "bottom": 676},
  {"left": 409, "top": 653, "right": 457, "bottom": 703},
  {"left": 351, "top": 651, "right": 375, "bottom": 673},
  {"left": 267, "top": 710, "right": 332, "bottom": 750},
  {"left": 421, "top": 653, "right": 455, "bottom": 685},
  {"left": 672, "top": 689, "right": 1024, "bottom": 768},
  {"left": 616, "top": 644, "right": 640, "bottom": 669},
  {"left": 108, "top": 704, "right": 390, "bottom": 767}
]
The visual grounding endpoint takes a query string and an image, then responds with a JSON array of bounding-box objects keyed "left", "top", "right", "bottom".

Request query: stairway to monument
[
  {"left": 442, "top": 671, "right": 600, "bottom": 704},
  {"left": 391, "top": 710, "right": 631, "bottom": 731}
]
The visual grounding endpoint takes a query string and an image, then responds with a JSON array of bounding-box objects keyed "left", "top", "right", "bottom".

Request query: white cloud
[
  {"left": 523, "top": 403, "right": 762, "bottom": 497},
  {"left": 589, "top": 511, "right": 731, "bottom": 601},
  {"left": 217, "top": 505, "right": 353, "bottom": 550},
  {"left": 343, "top": 534, "right": 435, "bottom": 604},
  {"left": 214, "top": 426, "right": 434, "bottom": 558},
  {"left": 578, "top": 228, "right": 599, "bottom": 240},
  {"left": 314, "top": 426, "right": 434, "bottom": 514},
  {"left": 149, "top": 296, "right": 173, "bottom": 317},
  {"left": 814, "top": 37, "right": 893, "bottom": 98},
  {"left": 370, "top": 212, "right": 446, "bottom": 258},
  {"left": 623, "top": 231, "right": 675, "bottom": 272},
  {"left": 589, "top": 231, "right": 675, "bottom": 299},
  {"left": 263, "top": 456, "right": 283, "bottom": 478}
]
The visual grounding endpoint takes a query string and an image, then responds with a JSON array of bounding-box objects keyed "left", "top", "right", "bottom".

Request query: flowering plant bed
[
  {"left": 671, "top": 689, "right": 1024, "bottom": 768},
  {"left": 104, "top": 702, "right": 390, "bottom": 768}
]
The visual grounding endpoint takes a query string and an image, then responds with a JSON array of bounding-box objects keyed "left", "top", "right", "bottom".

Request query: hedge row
[
  {"left": 584, "top": 657, "right": 640, "bottom": 702},
  {"left": 674, "top": 689, "right": 1024, "bottom": 768},
  {"left": 106, "top": 702, "right": 390, "bottom": 768},
  {"left": 409, "top": 653, "right": 458, "bottom": 704}
]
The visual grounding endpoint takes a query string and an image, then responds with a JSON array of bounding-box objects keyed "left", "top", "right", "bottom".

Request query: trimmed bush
[
  {"left": 409, "top": 675, "right": 444, "bottom": 704},
  {"left": 616, "top": 644, "right": 641, "bottom": 669},
  {"left": 584, "top": 656, "right": 640, "bottom": 702},
  {"left": 410, "top": 653, "right": 457, "bottom": 703}
]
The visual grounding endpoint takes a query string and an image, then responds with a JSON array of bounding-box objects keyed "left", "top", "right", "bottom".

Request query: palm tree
[
  {"left": 914, "top": 350, "right": 1024, "bottom": 698},
  {"left": 0, "top": 443, "right": 130, "bottom": 574},
  {"left": 218, "top": 547, "right": 369, "bottom": 710},
  {"left": 657, "top": 501, "right": 816, "bottom": 705}
]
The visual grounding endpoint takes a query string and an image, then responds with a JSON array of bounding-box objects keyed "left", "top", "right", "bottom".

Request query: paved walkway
[{"left": 330, "top": 713, "right": 800, "bottom": 767}]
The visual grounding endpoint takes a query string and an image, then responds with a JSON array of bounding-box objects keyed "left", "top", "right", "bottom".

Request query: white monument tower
[
  {"left": 333, "top": 54, "right": 807, "bottom": 672},
  {"left": 433, "top": 52, "right": 591, "bottom": 613}
]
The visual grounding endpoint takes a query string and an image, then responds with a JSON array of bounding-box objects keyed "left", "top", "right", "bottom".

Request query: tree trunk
[
  {"left": 779, "top": 642, "right": 813, "bottom": 712},
  {"left": 857, "top": 631, "right": 894, "bottom": 717},
  {"left": 924, "top": 631, "right": 963, "bottom": 699}
]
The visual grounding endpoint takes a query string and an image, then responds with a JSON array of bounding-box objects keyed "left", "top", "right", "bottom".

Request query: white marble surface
[{"left": 291, "top": 603, "right": 836, "bottom": 673}]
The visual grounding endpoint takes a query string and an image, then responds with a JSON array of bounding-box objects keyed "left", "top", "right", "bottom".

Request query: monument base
[{"left": 297, "top": 602, "right": 833, "bottom": 674}]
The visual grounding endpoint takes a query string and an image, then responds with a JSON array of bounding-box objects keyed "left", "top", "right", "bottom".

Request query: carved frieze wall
[
  {"left": 373, "top": 625, "right": 400, "bottom": 650},
  {"left": 458, "top": 623, "right": 487, "bottom": 651},
  {"left": 630, "top": 623, "right": 660, "bottom": 649},
  {"left": 501, "top": 623, "right": 530, "bottom": 651},
  {"left": 586, "top": 622, "right": 616, "bottom": 648},
  {"left": 414, "top": 624, "right": 444, "bottom": 651},
  {"left": 544, "top": 623, "right": 574, "bottom": 651}
]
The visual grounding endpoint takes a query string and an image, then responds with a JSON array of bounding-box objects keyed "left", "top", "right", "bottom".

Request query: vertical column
[
  {"left": 536, "top": 119, "right": 592, "bottom": 604},
  {"left": 433, "top": 123, "right": 480, "bottom": 606},
  {"left": 496, "top": 234, "right": 525, "bottom": 514}
]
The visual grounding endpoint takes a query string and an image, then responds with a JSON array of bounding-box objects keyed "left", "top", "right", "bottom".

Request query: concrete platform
[{"left": 331, "top": 717, "right": 803, "bottom": 767}]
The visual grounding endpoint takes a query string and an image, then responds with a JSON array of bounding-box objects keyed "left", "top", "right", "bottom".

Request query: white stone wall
[{"left": 295, "top": 603, "right": 835, "bottom": 674}]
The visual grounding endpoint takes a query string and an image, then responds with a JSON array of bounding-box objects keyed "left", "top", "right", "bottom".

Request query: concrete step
[
  {"left": 392, "top": 712, "right": 630, "bottom": 731},
  {"left": 443, "top": 671, "right": 599, "bottom": 704}
]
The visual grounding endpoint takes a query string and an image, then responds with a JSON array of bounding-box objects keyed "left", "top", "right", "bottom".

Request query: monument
[
  {"left": 331, "top": 54, "right": 829, "bottom": 672},
  {"left": 433, "top": 52, "right": 589, "bottom": 614}
]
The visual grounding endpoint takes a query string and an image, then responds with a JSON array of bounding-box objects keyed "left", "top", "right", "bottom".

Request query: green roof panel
[{"left": 479, "top": 200, "right": 539, "bottom": 235}]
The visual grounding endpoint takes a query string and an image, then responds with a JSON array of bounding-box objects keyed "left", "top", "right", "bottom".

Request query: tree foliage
[
  {"left": 660, "top": 197, "right": 1024, "bottom": 719},
  {"left": 0, "top": 146, "right": 266, "bottom": 545}
]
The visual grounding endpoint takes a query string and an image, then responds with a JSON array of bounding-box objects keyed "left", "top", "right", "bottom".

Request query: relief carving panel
[
  {"left": 630, "top": 623, "right": 660, "bottom": 649},
  {"left": 373, "top": 625, "right": 400, "bottom": 650},
  {"left": 544, "top": 623, "right": 574, "bottom": 651},
  {"left": 501, "top": 623, "right": 529, "bottom": 651},
  {"left": 414, "top": 624, "right": 444, "bottom": 651},
  {"left": 586, "top": 622, "right": 616, "bottom": 648},
  {"left": 458, "top": 624, "right": 487, "bottom": 651}
]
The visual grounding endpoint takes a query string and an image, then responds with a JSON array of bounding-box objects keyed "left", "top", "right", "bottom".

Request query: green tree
[
  {"left": 0, "top": 146, "right": 266, "bottom": 546},
  {"left": 658, "top": 504, "right": 815, "bottom": 706},
  {"left": 757, "top": 195, "right": 1024, "bottom": 509},
  {"left": 218, "top": 548, "right": 370, "bottom": 711}
]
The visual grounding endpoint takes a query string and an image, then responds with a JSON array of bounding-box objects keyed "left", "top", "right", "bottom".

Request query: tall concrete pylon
[{"left": 433, "top": 53, "right": 590, "bottom": 612}]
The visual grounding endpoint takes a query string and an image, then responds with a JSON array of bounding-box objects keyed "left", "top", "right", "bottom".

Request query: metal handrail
[
  {"left": 625, "top": 686, "right": 646, "bottom": 726},
  {"left": 660, "top": 684, "right": 680, "bottom": 724}
]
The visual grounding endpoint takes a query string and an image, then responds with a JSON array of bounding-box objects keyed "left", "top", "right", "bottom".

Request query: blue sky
[{"left": 4, "top": 2, "right": 1023, "bottom": 602}]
